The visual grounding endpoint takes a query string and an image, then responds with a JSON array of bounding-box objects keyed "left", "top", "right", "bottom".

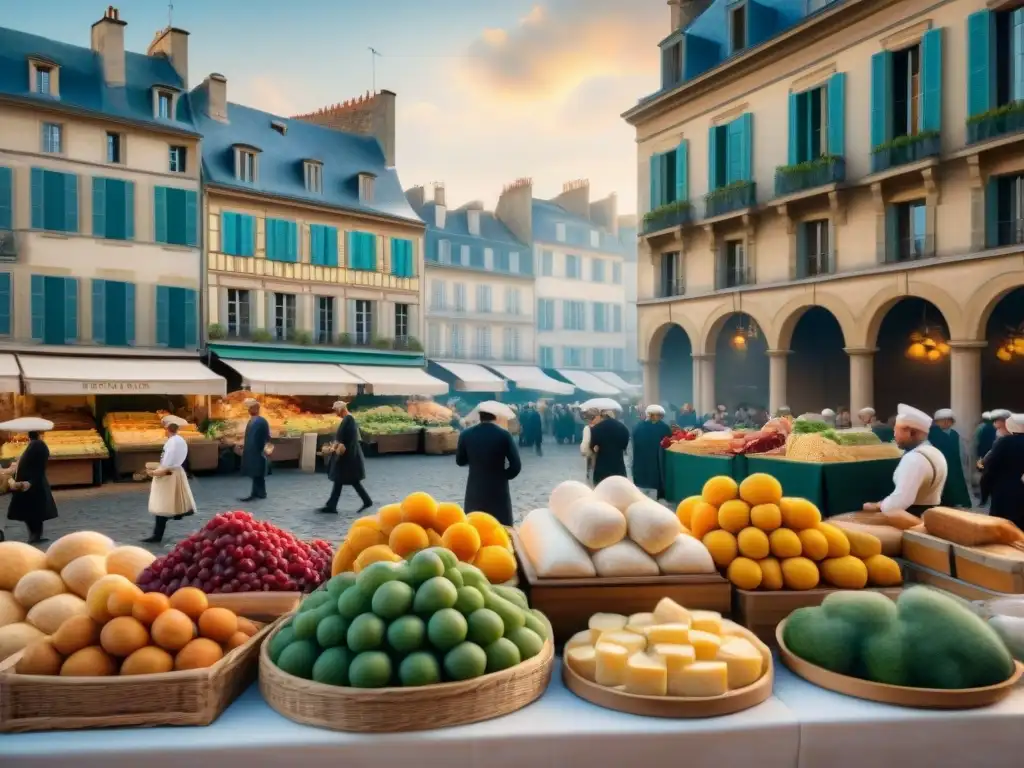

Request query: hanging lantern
[
  {"left": 731, "top": 332, "right": 747, "bottom": 351},
  {"left": 1013, "top": 337, "right": 1024, "bottom": 355},
  {"left": 937, "top": 341, "right": 951, "bottom": 355},
  {"left": 997, "top": 346, "right": 1014, "bottom": 362},
  {"left": 922, "top": 336, "right": 937, "bottom": 348},
  {"left": 906, "top": 342, "right": 927, "bottom": 360},
  {"left": 926, "top": 348, "right": 942, "bottom": 362}
]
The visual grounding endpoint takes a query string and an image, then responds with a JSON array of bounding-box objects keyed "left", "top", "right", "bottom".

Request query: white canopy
[
  {"left": 555, "top": 369, "right": 620, "bottom": 396},
  {"left": 0, "top": 354, "right": 20, "bottom": 394},
  {"left": 221, "top": 360, "right": 362, "bottom": 397},
  {"left": 488, "top": 365, "right": 575, "bottom": 396},
  {"left": 339, "top": 365, "right": 448, "bottom": 397},
  {"left": 593, "top": 371, "right": 641, "bottom": 391},
  {"left": 17, "top": 355, "right": 226, "bottom": 396},
  {"left": 432, "top": 361, "right": 506, "bottom": 392}
]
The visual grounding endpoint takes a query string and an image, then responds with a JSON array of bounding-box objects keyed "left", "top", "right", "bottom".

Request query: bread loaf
[
  {"left": 923, "top": 507, "right": 1024, "bottom": 548},
  {"left": 517, "top": 508, "right": 596, "bottom": 578}
]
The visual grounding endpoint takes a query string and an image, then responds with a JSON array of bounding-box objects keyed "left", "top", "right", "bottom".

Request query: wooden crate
[
  {"left": 187, "top": 439, "right": 221, "bottom": 472},
  {"left": 733, "top": 586, "right": 903, "bottom": 645},
  {"left": 268, "top": 437, "right": 302, "bottom": 463},
  {"left": 951, "top": 543, "right": 1024, "bottom": 594},
  {"left": 113, "top": 447, "right": 162, "bottom": 477},
  {"left": 512, "top": 531, "right": 731, "bottom": 645},
  {"left": 901, "top": 529, "right": 954, "bottom": 575},
  {"left": 370, "top": 432, "right": 421, "bottom": 455},
  {"left": 46, "top": 458, "right": 98, "bottom": 488},
  {"left": 900, "top": 559, "right": 1014, "bottom": 602}
]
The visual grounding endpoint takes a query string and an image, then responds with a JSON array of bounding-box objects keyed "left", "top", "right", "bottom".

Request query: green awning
[{"left": 209, "top": 343, "right": 424, "bottom": 367}]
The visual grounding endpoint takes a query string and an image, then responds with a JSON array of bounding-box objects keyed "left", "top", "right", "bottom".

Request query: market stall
[
  {"left": 0, "top": 409, "right": 107, "bottom": 487},
  {"left": 592, "top": 370, "right": 642, "bottom": 395},
  {"left": 488, "top": 365, "right": 576, "bottom": 396},
  {"left": 0, "top": 353, "right": 20, "bottom": 394},
  {"left": 430, "top": 361, "right": 507, "bottom": 393},
  {"left": 553, "top": 369, "right": 621, "bottom": 396},
  {"left": 104, "top": 412, "right": 219, "bottom": 476},
  {"left": 209, "top": 392, "right": 342, "bottom": 463},
  {"left": 217, "top": 360, "right": 363, "bottom": 398},
  {"left": 338, "top": 365, "right": 447, "bottom": 397}
]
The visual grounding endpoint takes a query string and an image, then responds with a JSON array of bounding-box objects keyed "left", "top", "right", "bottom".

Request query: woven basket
[
  {"left": 844, "top": 444, "right": 904, "bottom": 461},
  {"left": 0, "top": 617, "right": 280, "bottom": 733},
  {"left": 259, "top": 616, "right": 554, "bottom": 732},
  {"left": 666, "top": 440, "right": 730, "bottom": 456}
]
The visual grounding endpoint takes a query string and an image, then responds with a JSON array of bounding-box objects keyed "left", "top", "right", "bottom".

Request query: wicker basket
[
  {"left": 259, "top": 616, "right": 554, "bottom": 732},
  {"left": 424, "top": 429, "right": 458, "bottom": 455},
  {"left": 0, "top": 617, "right": 280, "bottom": 733}
]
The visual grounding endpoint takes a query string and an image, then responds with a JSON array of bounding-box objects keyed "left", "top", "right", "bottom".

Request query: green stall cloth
[
  {"left": 744, "top": 457, "right": 825, "bottom": 509},
  {"left": 663, "top": 452, "right": 741, "bottom": 503}
]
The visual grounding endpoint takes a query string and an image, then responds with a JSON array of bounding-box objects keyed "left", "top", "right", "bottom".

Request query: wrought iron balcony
[
  {"left": 967, "top": 105, "right": 1024, "bottom": 145},
  {"left": 657, "top": 278, "right": 686, "bottom": 299},
  {"left": 641, "top": 203, "right": 693, "bottom": 235},
  {"left": 774, "top": 156, "right": 845, "bottom": 197},
  {"left": 715, "top": 263, "right": 755, "bottom": 290},
  {"left": 704, "top": 181, "right": 756, "bottom": 218},
  {"left": 871, "top": 133, "right": 940, "bottom": 174},
  {"left": 793, "top": 250, "right": 835, "bottom": 280},
  {"left": 883, "top": 234, "right": 935, "bottom": 264},
  {"left": 986, "top": 218, "right": 1024, "bottom": 249}
]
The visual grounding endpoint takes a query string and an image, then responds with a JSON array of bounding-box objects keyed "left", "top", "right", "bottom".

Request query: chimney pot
[
  {"left": 433, "top": 183, "right": 446, "bottom": 207},
  {"left": 91, "top": 6, "right": 127, "bottom": 86}
]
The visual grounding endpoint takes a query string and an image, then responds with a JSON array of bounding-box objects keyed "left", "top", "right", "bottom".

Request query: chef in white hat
[
  {"left": 857, "top": 407, "right": 877, "bottom": 427},
  {"left": 864, "top": 404, "right": 948, "bottom": 518},
  {"left": 632, "top": 405, "right": 671, "bottom": 499},
  {"left": 143, "top": 415, "right": 196, "bottom": 543},
  {"left": 821, "top": 408, "right": 836, "bottom": 427}
]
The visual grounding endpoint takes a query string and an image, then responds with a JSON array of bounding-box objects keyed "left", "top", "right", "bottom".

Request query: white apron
[{"left": 148, "top": 467, "right": 197, "bottom": 518}]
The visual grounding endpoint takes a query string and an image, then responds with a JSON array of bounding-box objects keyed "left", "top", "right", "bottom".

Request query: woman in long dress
[
  {"left": 3, "top": 418, "right": 58, "bottom": 544},
  {"left": 143, "top": 416, "right": 196, "bottom": 544}
]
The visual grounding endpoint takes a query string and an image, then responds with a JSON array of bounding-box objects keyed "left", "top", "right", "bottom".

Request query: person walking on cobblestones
[
  {"left": 3, "top": 417, "right": 58, "bottom": 544},
  {"left": 456, "top": 401, "right": 521, "bottom": 526},
  {"left": 319, "top": 400, "right": 373, "bottom": 515},
  {"left": 143, "top": 416, "right": 196, "bottom": 544},
  {"left": 238, "top": 399, "right": 271, "bottom": 502}
]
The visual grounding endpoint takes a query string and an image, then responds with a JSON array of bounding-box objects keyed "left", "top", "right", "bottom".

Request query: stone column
[
  {"left": 642, "top": 360, "right": 658, "bottom": 405},
  {"left": 845, "top": 347, "right": 876, "bottom": 417},
  {"left": 693, "top": 354, "right": 715, "bottom": 415},
  {"left": 949, "top": 340, "right": 986, "bottom": 432},
  {"left": 767, "top": 349, "right": 790, "bottom": 415}
]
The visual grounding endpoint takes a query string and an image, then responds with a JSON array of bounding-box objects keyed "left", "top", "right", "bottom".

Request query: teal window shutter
[
  {"left": 827, "top": 72, "right": 846, "bottom": 157},
  {"left": 30, "top": 275, "right": 44, "bottom": 340},
  {"left": 31, "top": 168, "right": 44, "bottom": 229},
  {"left": 310, "top": 224, "right": 323, "bottom": 265},
  {"left": 0, "top": 167, "right": 13, "bottom": 230},
  {"left": 787, "top": 92, "right": 799, "bottom": 165},
  {"left": 287, "top": 221, "right": 297, "bottom": 262},
  {"left": 92, "top": 177, "right": 106, "bottom": 238},
  {"left": 795, "top": 224, "right": 808, "bottom": 278},
  {"left": 884, "top": 206, "right": 899, "bottom": 263},
  {"left": 184, "top": 190, "right": 197, "bottom": 246},
  {"left": 222, "top": 212, "right": 237, "bottom": 255},
  {"left": 91, "top": 279, "right": 106, "bottom": 344},
  {"left": 325, "top": 226, "right": 338, "bottom": 267},
  {"left": 241, "top": 214, "right": 254, "bottom": 256},
  {"left": 156, "top": 286, "right": 169, "bottom": 345},
  {"left": 101, "top": 179, "right": 127, "bottom": 240},
  {"left": 707, "top": 126, "right": 719, "bottom": 190},
  {"left": 650, "top": 154, "right": 663, "bottom": 209},
  {"left": 870, "top": 51, "right": 893, "bottom": 148},
  {"left": 345, "top": 231, "right": 355, "bottom": 268},
  {"left": 740, "top": 113, "right": 753, "bottom": 181},
  {"left": 63, "top": 277, "right": 78, "bottom": 343},
  {"left": 64, "top": 174, "right": 78, "bottom": 233},
  {"left": 154, "top": 186, "right": 167, "bottom": 243},
  {"left": 0, "top": 273, "right": 10, "bottom": 335},
  {"left": 124, "top": 180, "right": 135, "bottom": 240},
  {"left": 967, "top": 12, "right": 993, "bottom": 118},
  {"left": 125, "top": 282, "right": 135, "bottom": 345},
  {"left": 985, "top": 177, "right": 1000, "bottom": 248},
  {"left": 366, "top": 233, "right": 378, "bottom": 270},
  {"left": 675, "top": 141, "right": 688, "bottom": 202},
  {"left": 183, "top": 289, "right": 197, "bottom": 348},
  {"left": 921, "top": 28, "right": 943, "bottom": 133},
  {"left": 265, "top": 219, "right": 277, "bottom": 259},
  {"left": 726, "top": 119, "right": 743, "bottom": 183}
]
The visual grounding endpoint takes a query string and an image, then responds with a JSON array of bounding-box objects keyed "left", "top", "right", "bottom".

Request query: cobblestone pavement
[{"left": 2, "top": 442, "right": 595, "bottom": 551}]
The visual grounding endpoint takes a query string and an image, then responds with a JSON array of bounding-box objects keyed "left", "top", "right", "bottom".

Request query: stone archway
[
  {"left": 771, "top": 292, "right": 858, "bottom": 351},
  {"left": 981, "top": 285, "right": 1024, "bottom": 412},
  {"left": 713, "top": 312, "right": 769, "bottom": 415},
  {"left": 857, "top": 283, "right": 965, "bottom": 350},
  {"left": 786, "top": 306, "right": 849, "bottom": 414},
  {"left": 650, "top": 323, "right": 695, "bottom": 411}
]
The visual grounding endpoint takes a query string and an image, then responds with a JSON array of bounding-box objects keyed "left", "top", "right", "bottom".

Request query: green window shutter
[
  {"left": 91, "top": 279, "right": 106, "bottom": 344},
  {"left": 241, "top": 214, "right": 254, "bottom": 256},
  {"left": 707, "top": 125, "right": 719, "bottom": 190},
  {"left": 222, "top": 212, "right": 238, "bottom": 255},
  {"left": 0, "top": 167, "right": 13, "bottom": 230},
  {"left": 184, "top": 190, "right": 197, "bottom": 246},
  {"left": 921, "top": 28, "right": 943, "bottom": 133},
  {"left": 43, "top": 172, "right": 64, "bottom": 231},
  {"left": 649, "top": 153, "right": 663, "bottom": 209},
  {"left": 787, "top": 92, "right": 799, "bottom": 165},
  {"left": 125, "top": 282, "right": 136, "bottom": 345},
  {"left": 739, "top": 113, "right": 753, "bottom": 181},
  {"left": 30, "top": 274, "right": 44, "bottom": 340},
  {"left": 156, "top": 285, "right": 169, "bottom": 345},
  {"left": 92, "top": 177, "right": 106, "bottom": 238},
  {"left": 968, "top": 11, "right": 995, "bottom": 118},
  {"left": 726, "top": 119, "right": 743, "bottom": 183},
  {"left": 63, "top": 277, "right": 78, "bottom": 343},
  {"left": 870, "top": 51, "right": 893, "bottom": 149},
  {"left": 0, "top": 273, "right": 10, "bottom": 335},
  {"left": 827, "top": 73, "right": 846, "bottom": 157},
  {"left": 105, "top": 179, "right": 127, "bottom": 240},
  {"left": 310, "top": 224, "right": 322, "bottom": 265},
  {"left": 154, "top": 186, "right": 167, "bottom": 243},
  {"left": 366, "top": 233, "right": 378, "bottom": 270},
  {"left": 31, "top": 168, "right": 44, "bottom": 229},
  {"left": 124, "top": 181, "right": 134, "bottom": 240},
  {"left": 288, "top": 221, "right": 298, "bottom": 261},
  {"left": 675, "top": 141, "right": 688, "bottom": 202},
  {"left": 346, "top": 231, "right": 355, "bottom": 268},
  {"left": 265, "top": 219, "right": 277, "bottom": 259},
  {"left": 795, "top": 224, "right": 808, "bottom": 278},
  {"left": 325, "top": 226, "right": 338, "bottom": 268},
  {"left": 985, "top": 177, "right": 1000, "bottom": 248},
  {"left": 64, "top": 173, "right": 78, "bottom": 233},
  {"left": 884, "top": 206, "right": 899, "bottom": 263},
  {"left": 183, "top": 289, "right": 197, "bottom": 348}
]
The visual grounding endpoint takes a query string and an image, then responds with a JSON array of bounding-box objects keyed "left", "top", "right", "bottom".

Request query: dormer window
[
  {"left": 304, "top": 161, "right": 323, "bottom": 193},
  {"left": 233, "top": 145, "right": 260, "bottom": 183},
  {"left": 271, "top": 120, "right": 287, "bottom": 136},
  {"left": 358, "top": 173, "right": 376, "bottom": 203},
  {"left": 729, "top": 2, "right": 747, "bottom": 55},
  {"left": 28, "top": 57, "right": 59, "bottom": 98},
  {"left": 152, "top": 87, "right": 179, "bottom": 120},
  {"left": 467, "top": 210, "right": 480, "bottom": 236},
  {"left": 36, "top": 66, "right": 52, "bottom": 95},
  {"left": 555, "top": 222, "right": 567, "bottom": 242},
  {"left": 158, "top": 92, "right": 171, "bottom": 118}
]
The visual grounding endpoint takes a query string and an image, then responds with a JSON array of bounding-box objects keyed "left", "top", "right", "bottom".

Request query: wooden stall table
[
  {"left": 268, "top": 436, "right": 302, "bottom": 464},
  {"left": 186, "top": 438, "right": 221, "bottom": 472},
  {"left": 742, "top": 456, "right": 900, "bottom": 517},
  {"left": 662, "top": 451, "right": 742, "bottom": 503},
  {"left": 364, "top": 430, "right": 422, "bottom": 456},
  {"left": 46, "top": 456, "right": 103, "bottom": 488},
  {"left": 112, "top": 445, "right": 162, "bottom": 478}
]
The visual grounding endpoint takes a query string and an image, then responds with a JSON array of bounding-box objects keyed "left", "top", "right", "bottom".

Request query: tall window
[
  {"left": 157, "top": 92, "right": 172, "bottom": 118},
  {"left": 236, "top": 149, "right": 257, "bottom": 182},
  {"left": 556, "top": 222, "right": 566, "bottom": 242},
  {"left": 593, "top": 303, "right": 607, "bottom": 332},
  {"left": 592, "top": 348, "right": 608, "bottom": 369},
  {"left": 154, "top": 186, "right": 197, "bottom": 247},
  {"left": 41, "top": 123, "right": 61, "bottom": 153},
  {"left": 564, "top": 300, "right": 586, "bottom": 331},
  {"left": 541, "top": 250, "right": 554, "bottom": 276},
  {"left": 663, "top": 39, "right": 682, "bottom": 88},
  {"left": 438, "top": 239, "right": 452, "bottom": 264},
  {"left": 31, "top": 275, "right": 78, "bottom": 345},
  {"left": 476, "top": 285, "right": 492, "bottom": 313},
  {"left": 612, "top": 262, "right": 623, "bottom": 284},
  {"left": 106, "top": 132, "right": 122, "bottom": 164},
  {"left": 505, "top": 287, "right": 520, "bottom": 315},
  {"left": 502, "top": 328, "right": 520, "bottom": 361},
  {"left": 31, "top": 169, "right": 78, "bottom": 233},
  {"left": 893, "top": 44, "right": 923, "bottom": 138},
  {"left": 354, "top": 299, "right": 373, "bottom": 344},
  {"left": 566, "top": 254, "right": 581, "bottom": 279},
  {"left": 563, "top": 346, "right": 584, "bottom": 367},
  {"left": 612, "top": 349, "right": 625, "bottom": 370},
  {"left": 449, "top": 325, "right": 465, "bottom": 358},
  {"left": 317, "top": 296, "right": 334, "bottom": 343},
  {"left": 304, "top": 162, "right": 323, "bottom": 193},
  {"left": 453, "top": 283, "right": 466, "bottom": 312},
  {"left": 591, "top": 258, "right": 605, "bottom": 282},
  {"left": 612, "top": 305, "right": 622, "bottom": 333},
  {"left": 428, "top": 323, "right": 442, "bottom": 356},
  {"left": 430, "top": 280, "right": 446, "bottom": 311},
  {"left": 91, "top": 279, "right": 135, "bottom": 346},
  {"left": 660, "top": 252, "right": 683, "bottom": 298},
  {"left": 35, "top": 66, "right": 52, "bottom": 95},
  {"left": 799, "top": 220, "right": 831, "bottom": 277},
  {"left": 226, "top": 289, "right": 250, "bottom": 337},
  {"left": 475, "top": 327, "right": 492, "bottom": 359},
  {"left": 890, "top": 200, "right": 928, "bottom": 262},
  {"left": 459, "top": 244, "right": 471, "bottom": 267},
  {"left": 169, "top": 146, "right": 187, "bottom": 173},
  {"left": 273, "top": 293, "right": 296, "bottom": 341},
  {"left": 719, "top": 240, "right": 748, "bottom": 289},
  {"left": 539, "top": 346, "right": 555, "bottom": 367},
  {"left": 991, "top": 173, "right": 1024, "bottom": 246},
  {"left": 395, "top": 304, "right": 410, "bottom": 341},
  {"left": 729, "top": 2, "right": 747, "bottom": 54},
  {"left": 538, "top": 299, "right": 555, "bottom": 331},
  {"left": 509, "top": 251, "right": 521, "bottom": 272},
  {"left": 92, "top": 178, "right": 134, "bottom": 240},
  {"left": 792, "top": 86, "right": 828, "bottom": 162}
]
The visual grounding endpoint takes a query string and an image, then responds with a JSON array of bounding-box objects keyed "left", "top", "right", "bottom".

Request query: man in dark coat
[
  {"left": 239, "top": 398, "right": 271, "bottom": 502},
  {"left": 455, "top": 403, "right": 522, "bottom": 526},
  {"left": 632, "top": 405, "right": 671, "bottom": 498},
  {"left": 6, "top": 425, "right": 58, "bottom": 544},
  {"left": 980, "top": 413, "right": 1024, "bottom": 527},
  {"left": 320, "top": 401, "right": 372, "bottom": 514},
  {"left": 527, "top": 405, "right": 543, "bottom": 456},
  {"left": 590, "top": 410, "right": 631, "bottom": 486},
  {"left": 928, "top": 408, "right": 973, "bottom": 508},
  {"left": 676, "top": 403, "right": 699, "bottom": 429}
]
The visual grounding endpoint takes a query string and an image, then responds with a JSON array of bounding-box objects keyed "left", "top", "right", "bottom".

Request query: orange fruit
[
  {"left": 151, "top": 609, "right": 195, "bottom": 652},
  {"left": 426, "top": 529, "right": 443, "bottom": 547},
  {"left": 132, "top": 592, "right": 171, "bottom": 626},
  {"left": 376, "top": 503, "right": 403, "bottom": 535},
  {"left": 236, "top": 617, "right": 259, "bottom": 637},
  {"left": 473, "top": 546, "right": 517, "bottom": 583},
  {"left": 175, "top": 638, "right": 224, "bottom": 670},
  {"left": 51, "top": 615, "right": 102, "bottom": 656},
  {"left": 225, "top": 631, "right": 250, "bottom": 651},
  {"left": 346, "top": 526, "right": 387, "bottom": 556},
  {"left": 389, "top": 522, "right": 429, "bottom": 558},
  {"left": 479, "top": 524, "right": 512, "bottom": 550},
  {"left": 466, "top": 511, "right": 501, "bottom": 537},
  {"left": 400, "top": 491, "right": 438, "bottom": 529},
  {"left": 331, "top": 542, "right": 357, "bottom": 576},
  {"left": 100, "top": 616, "right": 150, "bottom": 657},
  {"left": 197, "top": 607, "right": 238, "bottom": 644},
  {"left": 433, "top": 502, "right": 466, "bottom": 533},
  {"left": 353, "top": 544, "right": 401, "bottom": 573},
  {"left": 441, "top": 522, "right": 482, "bottom": 562},
  {"left": 120, "top": 646, "right": 174, "bottom": 675},
  {"left": 350, "top": 516, "right": 382, "bottom": 533},
  {"left": 168, "top": 587, "right": 209, "bottom": 621},
  {"left": 60, "top": 646, "right": 117, "bottom": 677},
  {"left": 106, "top": 585, "right": 139, "bottom": 618}
]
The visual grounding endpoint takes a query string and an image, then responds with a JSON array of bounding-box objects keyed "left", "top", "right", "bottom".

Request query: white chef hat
[
  {"left": 821, "top": 408, "right": 836, "bottom": 417},
  {"left": 982, "top": 411, "right": 993, "bottom": 420},
  {"left": 992, "top": 409, "right": 1012, "bottom": 421},
  {"left": 1007, "top": 414, "right": 1024, "bottom": 434},
  {"left": 858, "top": 407, "right": 876, "bottom": 417},
  {"left": 717, "top": 404, "right": 727, "bottom": 411},
  {"left": 243, "top": 398, "right": 259, "bottom": 408},
  {"left": 933, "top": 408, "right": 955, "bottom": 421},
  {"left": 0, "top": 417, "right": 54, "bottom": 432},
  {"left": 896, "top": 403, "right": 932, "bottom": 432},
  {"left": 778, "top": 405, "right": 791, "bottom": 412},
  {"left": 646, "top": 404, "right": 665, "bottom": 416},
  {"left": 161, "top": 415, "right": 188, "bottom": 427},
  {"left": 332, "top": 400, "right": 348, "bottom": 410}
]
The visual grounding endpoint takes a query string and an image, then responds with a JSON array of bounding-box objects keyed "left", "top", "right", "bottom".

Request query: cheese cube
[
  {"left": 673, "top": 661, "right": 729, "bottom": 697},
  {"left": 717, "top": 637, "right": 764, "bottom": 689},
  {"left": 651, "top": 643, "right": 696, "bottom": 694},
  {"left": 644, "top": 623, "right": 690, "bottom": 645},
  {"left": 565, "top": 630, "right": 594, "bottom": 652},
  {"left": 588, "top": 612, "right": 627, "bottom": 643},
  {"left": 689, "top": 629, "right": 723, "bottom": 660},
  {"left": 595, "top": 642, "right": 630, "bottom": 687},
  {"left": 625, "top": 612, "right": 655, "bottom": 634},
  {"left": 720, "top": 619, "right": 746, "bottom": 637},
  {"left": 652, "top": 597, "right": 691, "bottom": 626},
  {"left": 599, "top": 630, "right": 647, "bottom": 656},
  {"left": 689, "top": 610, "right": 723, "bottom": 634},
  {"left": 624, "top": 652, "right": 668, "bottom": 696},
  {"left": 566, "top": 646, "right": 598, "bottom": 682}
]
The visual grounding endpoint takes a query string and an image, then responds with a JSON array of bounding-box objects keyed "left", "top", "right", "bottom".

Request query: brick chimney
[
  {"left": 554, "top": 179, "right": 591, "bottom": 220},
  {"left": 433, "top": 184, "right": 446, "bottom": 229},
  {"left": 147, "top": 25, "right": 190, "bottom": 88},
  {"left": 668, "top": 0, "right": 714, "bottom": 31},
  {"left": 292, "top": 90, "right": 397, "bottom": 167},
  {"left": 467, "top": 209, "right": 481, "bottom": 236},
  {"left": 589, "top": 193, "right": 619, "bottom": 237},
  {"left": 495, "top": 178, "right": 533, "bottom": 245},
  {"left": 197, "top": 73, "right": 228, "bottom": 122},
  {"left": 406, "top": 185, "right": 426, "bottom": 209},
  {"left": 91, "top": 6, "right": 126, "bottom": 86}
]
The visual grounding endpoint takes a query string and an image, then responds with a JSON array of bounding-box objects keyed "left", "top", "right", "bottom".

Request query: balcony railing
[
  {"left": 871, "top": 133, "right": 940, "bottom": 173},
  {"left": 774, "top": 156, "right": 846, "bottom": 197},
  {"left": 207, "top": 324, "right": 422, "bottom": 351},
  {"left": 704, "top": 181, "right": 756, "bottom": 218},
  {"left": 967, "top": 104, "right": 1024, "bottom": 144},
  {"left": 884, "top": 234, "right": 935, "bottom": 264},
  {"left": 794, "top": 250, "right": 835, "bottom": 279},
  {"left": 641, "top": 202, "right": 693, "bottom": 235},
  {"left": 987, "top": 218, "right": 1024, "bottom": 249},
  {"left": 657, "top": 278, "right": 686, "bottom": 299},
  {"left": 715, "top": 263, "right": 755, "bottom": 290}
]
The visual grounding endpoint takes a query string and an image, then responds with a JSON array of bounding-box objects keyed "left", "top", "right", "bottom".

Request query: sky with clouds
[{"left": 2, "top": 0, "right": 666, "bottom": 213}]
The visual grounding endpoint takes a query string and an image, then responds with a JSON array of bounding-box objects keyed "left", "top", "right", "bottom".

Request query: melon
[
  {"left": 85, "top": 574, "right": 137, "bottom": 623},
  {"left": 13, "top": 569, "right": 67, "bottom": 608},
  {"left": 26, "top": 593, "right": 88, "bottom": 634},
  {"left": 592, "top": 475, "right": 645, "bottom": 513},
  {"left": 0, "top": 622, "right": 46, "bottom": 662},
  {"left": 548, "top": 480, "right": 593, "bottom": 517},
  {"left": 0, "top": 590, "right": 27, "bottom": 628},
  {"left": 0, "top": 541, "right": 47, "bottom": 590},
  {"left": 45, "top": 531, "right": 115, "bottom": 572},
  {"left": 61, "top": 554, "right": 108, "bottom": 598},
  {"left": 105, "top": 546, "right": 156, "bottom": 581}
]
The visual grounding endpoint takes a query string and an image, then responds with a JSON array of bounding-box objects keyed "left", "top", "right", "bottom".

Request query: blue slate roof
[
  {"left": 414, "top": 201, "right": 524, "bottom": 245},
  {"left": 191, "top": 91, "right": 421, "bottom": 225},
  {"left": 413, "top": 200, "right": 532, "bottom": 277},
  {"left": 0, "top": 25, "right": 197, "bottom": 134},
  {"left": 532, "top": 199, "right": 625, "bottom": 255}
]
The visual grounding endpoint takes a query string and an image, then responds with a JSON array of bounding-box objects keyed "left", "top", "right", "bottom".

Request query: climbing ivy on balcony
[{"left": 642, "top": 199, "right": 692, "bottom": 224}]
